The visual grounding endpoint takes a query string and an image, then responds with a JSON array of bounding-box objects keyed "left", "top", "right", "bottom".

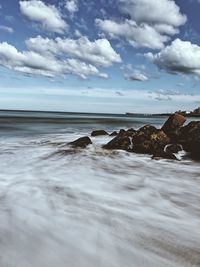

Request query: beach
[{"left": 0, "top": 111, "right": 199, "bottom": 267}]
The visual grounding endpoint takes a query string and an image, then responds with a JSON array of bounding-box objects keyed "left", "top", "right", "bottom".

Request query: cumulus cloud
[
  {"left": 26, "top": 35, "right": 122, "bottom": 67},
  {"left": 125, "top": 72, "right": 148, "bottom": 82},
  {"left": 0, "top": 29, "right": 121, "bottom": 79},
  {"left": 65, "top": 0, "right": 78, "bottom": 14},
  {"left": 0, "top": 25, "right": 14, "bottom": 33},
  {"left": 119, "top": 0, "right": 186, "bottom": 27},
  {"left": 146, "top": 38, "right": 200, "bottom": 75},
  {"left": 122, "top": 63, "right": 148, "bottom": 82},
  {"left": 19, "top": 0, "right": 67, "bottom": 34},
  {"left": 0, "top": 41, "right": 109, "bottom": 79},
  {"left": 96, "top": 19, "right": 169, "bottom": 50},
  {"left": 96, "top": 0, "right": 186, "bottom": 49}
]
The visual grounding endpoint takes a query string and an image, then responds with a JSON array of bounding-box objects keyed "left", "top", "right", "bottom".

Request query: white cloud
[
  {"left": 19, "top": 0, "right": 67, "bottom": 34},
  {"left": 125, "top": 72, "right": 148, "bottom": 82},
  {"left": 0, "top": 42, "right": 108, "bottom": 79},
  {"left": 74, "top": 29, "right": 82, "bottom": 37},
  {"left": 122, "top": 63, "right": 148, "bottom": 81},
  {"left": 96, "top": 0, "right": 186, "bottom": 49},
  {"left": 0, "top": 25, "right": 14, "bottom": 33},
  {"left": 119, "top": 0, "right": 186, "bottom": 27},
  {"left": 96, "top": 19, "right": 169, "bottom": 49},
  {"left": 65, "top": 0, "right": 78, "bottom": 14},
  {"left": 146, "top": 38, "right": 200, "bottom": 75},
  {"left": 26, "top": 35, "right": 122, "bottom": 67}
]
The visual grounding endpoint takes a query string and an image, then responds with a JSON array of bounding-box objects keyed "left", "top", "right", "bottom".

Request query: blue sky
[{"left": 0, "top": 0, "right": 200, "bottom": 113}]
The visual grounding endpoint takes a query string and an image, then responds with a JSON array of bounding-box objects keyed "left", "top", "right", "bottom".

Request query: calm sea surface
[{"left": 0, "top": 111, "right": 199, "bottom": 267}]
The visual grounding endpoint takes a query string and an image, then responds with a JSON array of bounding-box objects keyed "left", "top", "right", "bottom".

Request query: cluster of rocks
[{"left": 69, "top": 113, "right": 200, "bottom": 160}]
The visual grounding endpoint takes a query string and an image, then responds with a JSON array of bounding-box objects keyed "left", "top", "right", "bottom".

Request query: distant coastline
[{"left": 0, "top": 109, "right": 199, "bottom": 118}]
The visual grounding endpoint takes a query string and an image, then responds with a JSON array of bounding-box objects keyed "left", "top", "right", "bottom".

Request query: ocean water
[{"left": 0, "top": 111, "right": 199, "bottom": 267}]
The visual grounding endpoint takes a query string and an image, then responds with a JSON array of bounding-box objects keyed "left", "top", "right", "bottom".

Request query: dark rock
[
  {"left": 152, "top": 150, "right": 178, "bottom": 160},
  {"left": 161, "top": 113, "right": 186, "bottom": 141},
  {"left": 127, "top": 128, "right": 136, "bottom": 134},
  {"left": 110, "top": 131, "right": 118, "bottom": 136},
  {"left": 91, "top": 130, "right": 109, "bottom": 136},
  {"left": 180, "top": 121, "right": 200, "bottom": 146},
  {"left": 103, "top": 128, "right": 136, "bottom": 150},
  {"left": 188, "top": 143, "right": 200, "bottom": 160},
  {"left": 69, "top": 136, "right": 92, "bottom": 148},
  {"left": 132, "top": 130, "right": 170, "bottom": 154},
  {"left": 165, "top": 144, "right": 183, "bottom": 154},
  {"left": 179, "top": 121, "right": 200, "bottom": 159},
  {"left": 103, "top": 135, "right": 131, "bottom": 150},
  {"left": 132, "top": 125, "right": 158, "bottom": 145},
  {"left": 117, "top": 129, "right": 127, "bottom": 137}
]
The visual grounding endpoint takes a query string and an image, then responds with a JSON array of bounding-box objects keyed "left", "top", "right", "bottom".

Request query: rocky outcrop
[
  {"left": 103, "top": 135, "right": 131, "bottom": 150},
  {"left": 102, "top": 117, "right": 187, "bottom": 159},
  {"left": 91, "top": 130, "right": 109, "bottom": 136},
  {"left": 165, "top": 144, "right": 183, "bottom": 154},
  {"left": 179, "top": 121, "right": 200, "bottom": 159},
  {"left": 152, "top": 150, "right": 178, "bottom": 160},
  {"left": 131, "top": 129, "right": 170, "bottom": 154},
  {"left": 103, "top": 125, "right": 170, "bottom": 155},
  {"left": 77, "top": 113, "right": 199, "bottom": 161},
  {"left": 103, "top": 128, "right": 136, "bottom": 150},
  {"left": 161, "top": 113, "right": 186, "bottom": 141},
  {"left": 110, "top": 131, "right": 118, "bottom": 136},
  {"left": 69, "top": 136, "right": 92, "bottom": 148}
]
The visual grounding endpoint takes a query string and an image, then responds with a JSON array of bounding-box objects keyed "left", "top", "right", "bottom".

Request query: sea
[{"left": 0, "top": 110, "right": 199, "bottom": 267}]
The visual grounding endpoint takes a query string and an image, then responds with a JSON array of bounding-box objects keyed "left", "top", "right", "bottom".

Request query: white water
[{"left": 0, "top": 115, "right": 199, "bottom": 267}]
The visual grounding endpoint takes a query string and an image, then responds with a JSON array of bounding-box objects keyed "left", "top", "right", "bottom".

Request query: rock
[
  {"left": 103, "top": 128, "right": 136, "bottom": 150},
  {"left": 132, "top": 130, "right": 170, "bottom": 154},
  {"left": 164, "top": 144, "right": 183, "bottom": 154},
  {"left": 179, "top": 121, "right": 200, "bottom": 159},
  {"left": 132, "top": 125, "right": 158, "bottom": 145},
  {"left": 69, "top": 136, "right": 92, "bottom": 148},
  {"left": 110, "top": 131, "right": 118, "bottom": 136},
  {"left": 127, "top": 128, "right": 136, "bottom": 134},
  {"left": 117, "top": 129, "right": 126, "bottom": 137},
  {"left": 188, "top": 143, "right": 200, "bottom": 160},
  {"left": 130, "top": 125, "right": 167, "bottom": 154},
  {"left": 161, "top": 113, "right": 186, "bottom": 141},
  {"left": 152, "top": 150, "right": 178, "bottom": 160},
  {"left": 103, "top": 135, "right": 131, "bottom": 150},
  {"left": 91, "top": 130, "right": 109, "bottom": 136},
  {"left": 118, "top": 128, "right": 136, "bottom": 138},
  {"left": 180, "top": 121, "right": 200, "bottom": 145}
]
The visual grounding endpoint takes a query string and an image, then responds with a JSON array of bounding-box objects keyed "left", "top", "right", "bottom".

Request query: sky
[{"left": 0, "top": 0, "right": 200, "bottom": 113}]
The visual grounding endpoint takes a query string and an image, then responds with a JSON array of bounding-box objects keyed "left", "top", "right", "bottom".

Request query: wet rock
[
  {"left": 117, "top": 128, "right": 136, "bottom": 138},
  {"left": 179, "top": 121, "right": 200, "bottom": 159},
  {"left": 165, "top": 144, "right": 183, "bottom": 154},
  {"left": 117, "top": 129, "right": 126, "bottom": 137},
  {"left": 188, "top": 143, "right": 200, "bottom": 160},
  {"left": 134, "top": 125, "right": 158, "bottom": 139},
  {"left": 127, "top": 128, "right": 136, "bottom": 134},
  {"left": 91, "top": 130, "right": 109, "bottom": 136},
  {"left": 103, "top": 128, "right": 136, "bottom": 150},
  {"left": 152, "top": 150, "right": 178, "bottom": 160},
  {"left": 180, "top": 121, "right": 200, "bottom": 145},
  {"left": 161, "top": 113, "right": 186, "bottom": 141},
  {"left": 131, "top": 125, "right": 166, "bottom": 154},
  {"left": 69, "top": 136, "right": 92, "bottom": 148},
  {"left": 132, "top": 130, "right": 170, "bottom": 154},
  {"left": 103, "top": 135, "right": 131, "bottom": 150},
  {"left": 110, "top": 131, "right": 118, "bottom": 136}
]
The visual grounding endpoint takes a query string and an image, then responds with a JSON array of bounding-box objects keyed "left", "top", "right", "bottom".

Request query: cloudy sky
[{"left": 0, "top": 0, "right": 200, "bottom": 113}]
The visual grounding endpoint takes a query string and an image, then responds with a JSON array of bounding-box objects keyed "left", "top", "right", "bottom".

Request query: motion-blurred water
[{"left": 0, "top": 111, "right": 199, "bottom": 267}]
